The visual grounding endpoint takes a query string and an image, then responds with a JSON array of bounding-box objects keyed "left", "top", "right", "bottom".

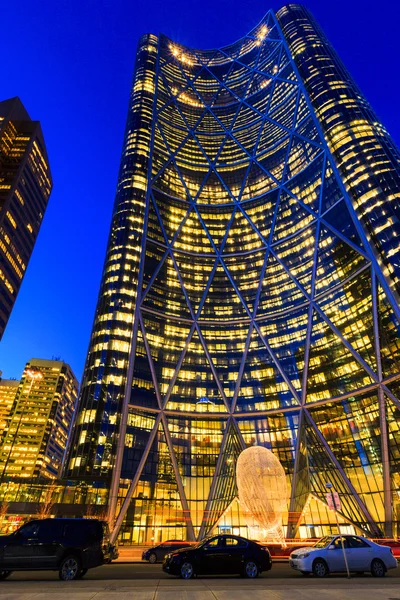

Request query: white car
[{"left": 289, "top": 534, "right": 398, "bottom": 577}]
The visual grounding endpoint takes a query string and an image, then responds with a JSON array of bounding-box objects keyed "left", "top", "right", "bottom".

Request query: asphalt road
[
  {"left": 1, "top": 563, "right": 400, "bottom": 600},
  {"left": 3, "top": 560, "right": 400, "bottom": 580}
]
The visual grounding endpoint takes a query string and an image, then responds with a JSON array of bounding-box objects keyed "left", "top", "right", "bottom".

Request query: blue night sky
[{"left": 0, "top": 0, "right": 399, "bottom": 382}]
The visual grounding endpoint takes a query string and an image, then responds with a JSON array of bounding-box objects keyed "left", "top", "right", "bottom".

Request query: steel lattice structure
[{"left": 66, "top": 5, "right": 400, "bottom": 543}]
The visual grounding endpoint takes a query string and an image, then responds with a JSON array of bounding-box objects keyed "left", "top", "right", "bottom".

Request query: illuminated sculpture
[{"left": 236, "top": 446, "right": 287, "bottom": 544}]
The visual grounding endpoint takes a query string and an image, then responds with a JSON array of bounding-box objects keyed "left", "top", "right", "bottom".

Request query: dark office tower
[
  {"left": 0, "top": 98, "right": 52, "bottom": 338},
  {"left": 67, "top": 6, "right": 400, "bottom": 543}
]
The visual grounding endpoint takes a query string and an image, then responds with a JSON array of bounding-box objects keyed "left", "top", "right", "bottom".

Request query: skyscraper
[
  {"left": 66, "top": 5, "right": 400, "bottom": 542},
  {"left": 0, "top": 98, "right": 52, "bottom": 338},
  {"left": 0, "top": 359, "right": 78, "bottom": 480}
]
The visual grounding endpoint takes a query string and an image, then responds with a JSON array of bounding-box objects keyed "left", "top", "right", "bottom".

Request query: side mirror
[{"left": 328, "top": 545, "right": 335, "bottom": 550}]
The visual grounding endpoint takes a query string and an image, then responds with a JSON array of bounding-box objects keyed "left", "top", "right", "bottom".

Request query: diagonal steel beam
[
  {"left": 110, "top": 412, "right": 162, "bottom": 545},
  {"left": 162, "top": 323, "right": 196, "bottom": 408},
  {"left": 313, "top": 301, "right": 379, "bottom": 382},
  {"left": 160, "top": 413, "right": 196, "bottom": 541},
  {"left": 287, "top": 408, "right": 307, "bottom": 538},
  {"left": 303, "top": 408, "right": 382, "bottom": 537},
  {"left": 198, "top": 417, "right": 232, "bottom": 540},
  {"left": 252, "top": 320, "right": 302, "bottom": 404},
  {"left": 194, "top": 323, "right": 231, "bottom": 413},
  {"left": 139, "top": 313, "right": 163, "bottom": 410},
  {"left": 231, "top": 249, "right": 270, "bottom": 413}
]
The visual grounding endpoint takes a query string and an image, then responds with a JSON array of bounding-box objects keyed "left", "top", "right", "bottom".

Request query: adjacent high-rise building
[
  {"left": 0, "top": 380, "right": 19, "bottom": 438},
  {"left": 0, "top": 98, "right": 52, "bottom": 338},
  {"left": 66, "top": 5, "right": 400, "bottom": 543},
  {"left": 0, "top": 359, "right": 78, "bottom": 480}
]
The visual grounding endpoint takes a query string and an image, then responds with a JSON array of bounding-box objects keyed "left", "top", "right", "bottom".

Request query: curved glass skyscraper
[{"left": 66, "top": 5, "right": 400, "bottom": 543}]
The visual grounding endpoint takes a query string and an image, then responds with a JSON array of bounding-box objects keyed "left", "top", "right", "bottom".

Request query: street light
[
  {"left": 326, "top": 482, "right": 350, "bottom": 578},
  {"left": 0, "top": 367, "right": 44, "bottom": 481}
]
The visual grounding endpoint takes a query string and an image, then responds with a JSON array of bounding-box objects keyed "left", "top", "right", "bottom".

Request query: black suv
[{"left": 0, "top": 518, "right": 110, "bottom": 580}]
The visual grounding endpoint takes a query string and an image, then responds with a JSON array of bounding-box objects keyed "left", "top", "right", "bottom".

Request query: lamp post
[
  {"left": 0, "top": 367, "right": 43, "bottom": 481},
  {"left": 326, "top": 482, "right": 350, "bottom": 578}
]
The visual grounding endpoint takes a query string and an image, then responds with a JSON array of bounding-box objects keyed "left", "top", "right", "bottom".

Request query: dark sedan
[
  {"left": 163, "top": 534, "right": 272, "bottom": 578},
  {"left": 142, "top": 540, "right": 192, "bottom": 563}
]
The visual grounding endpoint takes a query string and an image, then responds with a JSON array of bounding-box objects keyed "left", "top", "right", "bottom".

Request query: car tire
[
  {"left": 180, "top": 561, "right": 194, "bottom": 579},
  {"left": 0, "top": 571, "right": 11, "bottom": 580},
  {"left": 59, "top": 555, "right": 81, "bottom": 581},
  {"left": 148, "top": 553, "right": 157, "bottom": 564},
  {"left": 371, "top": 559, "right": 386, "bottom": 577},
  {"left": 244, "top": 560, "right": 259, "bottom": 578},
  {"left": 312, "top": 559, "right": 329, "bottom": 578},
  {"left": 76, "top": 569, "right": 88, "bottom": 579}
]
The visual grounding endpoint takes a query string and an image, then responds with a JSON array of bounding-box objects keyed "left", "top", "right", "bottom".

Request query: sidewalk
[{"left": 0, "top": 580, "right": 398, "bottom": 600}]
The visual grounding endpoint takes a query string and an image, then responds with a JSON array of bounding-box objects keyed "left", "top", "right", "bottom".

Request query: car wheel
[
  {"left": 244, "top": 560, "right": 259, "bottom": 578},
  {"left": 371, "top": 559, "right": 386, "bottom": 577},
  {"left": 180, "top": 561, "right": 194, "bottom": 579},
  {"left": 312, "top": 559, "right": 328, "bottom": 578},
  {"left": 148, "top": 553, "right": 157, "bottom": 564},
  {"left": 59, "top": 555, "right": 81, "bottom": 581},
  {"left": 0, "top": 571, "right": 11, "bottom": 580},
  {"left": 76, "top": 569, "right": 88, "bottom": 579}
]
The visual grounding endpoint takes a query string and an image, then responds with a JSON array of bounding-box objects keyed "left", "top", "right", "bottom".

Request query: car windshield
[{"left": 313, "top": 536, "right": 334, "bottom": 549}]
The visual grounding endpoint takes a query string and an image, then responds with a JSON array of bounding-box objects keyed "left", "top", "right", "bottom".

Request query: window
[
  {"left": 330, "top": 537, "right": 349, "bottom": 549},
  {"left": 36, "top": 520, "right": 61, "bottom": 538},
  {"left": 18, "top": 522, "right": 40, "bottom": 539},
  {"left": 204, "top": 537, "right": 222, "bottom": 548},
  {"left": 225, "top": 537, "right": 247, "bottom": 548},
  {"left": 347, "top": 536, "right": 370, "bottom": 549}
]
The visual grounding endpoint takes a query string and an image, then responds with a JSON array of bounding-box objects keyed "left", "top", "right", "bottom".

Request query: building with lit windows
[
  {"left": 0, "top": 98, "right": 52, "bottom": 339},
  {"left": 0, "top": 359, "right": 78, "bottom": 481},
  {"left": 65, "top": 5, "right": 400, "bottom": 543},
  {"left": 0, "top": 380, "right": 19, "bottom": 438}
]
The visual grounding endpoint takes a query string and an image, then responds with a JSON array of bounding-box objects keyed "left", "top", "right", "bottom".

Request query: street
[{"left": 0, "top": 562, "right": 400, "bottom": 599}]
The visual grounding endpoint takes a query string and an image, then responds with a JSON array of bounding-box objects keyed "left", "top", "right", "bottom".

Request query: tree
[{"left": 36, "top": 483, "right": 56, "bottom": 519}]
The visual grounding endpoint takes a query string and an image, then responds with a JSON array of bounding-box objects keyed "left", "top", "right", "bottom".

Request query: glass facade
[
  {"left": 66, "top": 6, "right": 400, "bottom": 542},
  {"left": 0, "top": 98, "right": 52, "bottom": 339}
]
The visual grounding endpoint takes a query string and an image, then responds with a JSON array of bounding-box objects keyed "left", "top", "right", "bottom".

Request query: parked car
[
  {"left": 0, "top": 518, "right": 111, "bottom": 581},
  {"left": 289, "top": 534, "right": 398, "bottom": 577},
  {"left": 163, "top": 534, "right": 272, "bottom": 579},
  {"left": 142, "top": 540, "right": 192, "bottom": 563}
]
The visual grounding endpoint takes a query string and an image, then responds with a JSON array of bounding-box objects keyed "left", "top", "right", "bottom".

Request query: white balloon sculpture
[{"left": 236, "top": 446, "right": 287, "bottom": 545}]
